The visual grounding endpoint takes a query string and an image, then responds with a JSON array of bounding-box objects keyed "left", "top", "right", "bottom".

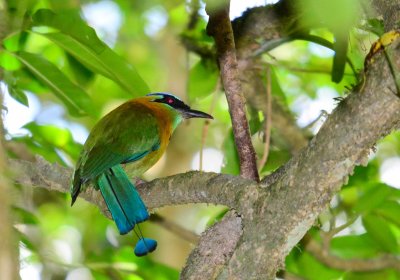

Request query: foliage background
[{"left": 2, "top": 0, "right": 400, "bottom": 279}]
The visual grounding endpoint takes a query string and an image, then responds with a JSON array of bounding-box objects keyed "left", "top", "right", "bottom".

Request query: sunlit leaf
[
  {"left": 31, "top": 9, "right": 105, "bottom": 54},
  {"left": 8, "top": 85, "right": 29, "bottom": 107},
  {"left": 270, "top": 66, "right": 288, "bottom": 106},
  {"left": 373, "top": 201, "right": 400, "bottom": 228},
  {"left": 188, "top": 60, "right": 218, "bottom": 101},
  {"left": 354, "top": 183, "right": 393, "bottom": 214},
  {"left": 365, "top": 19, "right": 385, "bottom": 36},
  {"left": 287, "top": 251, "right": 344, "bottom": 280},
  {"left": 13, "top": 136, "right": 65, "bottom": 164},
  {"left": 23, "top": 122, "right": 82, "bottom": 162},
  {"left": 31, "top": 9, "right": 150, "bottom": 97},
  {"left": 362, "top": 214, "right": 399, "bottom": 253},
  {"left": 66, "top": 53, "right": 95, "bottom": 86},
  {"left": 330, "top": 234, "right": 380, "bottom": 259},
  {"left": 0, "top": 50, "right": 21, "bottom": 70},
  {"left": 12, "top": 51, "right": 96, "bottom": 117},
  {"left": 205, "top": 207, "right": 229, "bottom": 228}
]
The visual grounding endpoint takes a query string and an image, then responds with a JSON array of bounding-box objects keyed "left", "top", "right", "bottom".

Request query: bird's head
[{"left": 146, "top": 93, "right": 213, "bottom": 120}]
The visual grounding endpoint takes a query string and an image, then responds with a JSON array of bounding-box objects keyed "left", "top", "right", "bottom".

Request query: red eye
[{"left": 167, "top": 98, "right": 173, "bottom": 104}]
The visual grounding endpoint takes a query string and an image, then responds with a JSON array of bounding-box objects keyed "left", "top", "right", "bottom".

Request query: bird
[{"left": 70, "top": 93, "right": 213, "bottom": 256}]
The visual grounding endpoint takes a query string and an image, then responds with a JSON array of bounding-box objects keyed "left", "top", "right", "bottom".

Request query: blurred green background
[{"left": 2, "top": 0, "right": 400, "bottom": 279}]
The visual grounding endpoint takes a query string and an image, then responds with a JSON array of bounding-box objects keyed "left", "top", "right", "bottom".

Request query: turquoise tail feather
[
  {"left": 134, "top": 238, "right": 157, "bottom": 257},
  {"left": 97, "top": 165, "right": 149, "bottom": 235}
]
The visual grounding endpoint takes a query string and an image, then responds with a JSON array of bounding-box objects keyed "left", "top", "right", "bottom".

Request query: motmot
[{"left": 71, "top": 93, "right": 213, "bottom": 256}]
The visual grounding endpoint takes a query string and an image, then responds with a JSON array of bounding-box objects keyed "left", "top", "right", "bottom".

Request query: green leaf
[
  {"left": 12, "top": 206, "right": 39, "bottom": 225},
  {"left": 248, "top": 107, "right": 262, "bottom": 135},
  {"left": 18, "top": 122, "right": 83, "bottom": 165},
  {"left": 270, "top": 67, "right": 288, "bottom": 106},
  {"left": 354, "top": 183, "right": 393, "bottom": 214},
  {"left": 188, "top": 60, "right": 218, "bottom": 101},
  {"left": 66, "top": 53, "right": 95, "bottom": 86},
  {"left": 373, "top": 200, "right": 400, "bottom": 228},
  {"left": 330, "top": 234, "right": 380, "bottom": 259},
  {"left": 0, "top": 50, "right": 21, "bottom": 70},
  {"left": 31, "top": 8, "right": 150, "bottom": 96},
  {"left": 365, "top": 19, "right": 385, "bottom": 36},
  {"left": 11, "top": 51, "right": 96, "bottom": 117},
  {"left": 344, "top": 270, "right": 398, "bottom": 280},
  {"left": 13, "top": 136, "right": 66, "bottom": 164},
  {"left": 31, "top": 9, "right": 105, "bottom": 54},
  {"left": 112, "top": 247, "right": 179, "bottom": 279},
  {"left": 260, "top": 149, "right": 291, "bottom": 174},
  {"left": 221, "top": 129, "right": 240, "bottom": 175},
  {"left": 362, "top": 213, "right": 399, "bottom": 253},
  {"left": 287, "top": 251, "right": 344, "bottom": 280},
  {"left": 8, "top": 85, "right": 29, "bottom": 107},
  {"left": 205, "top": 207, "right": 229, "bottom": 228},
  {"left": 38, "top": 32, "right": 149, "bottom": 96}
]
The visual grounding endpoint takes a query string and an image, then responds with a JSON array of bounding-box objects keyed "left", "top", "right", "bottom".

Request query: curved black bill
[{"left": 183, "top": 109, "right": 213, "bottom": 119}]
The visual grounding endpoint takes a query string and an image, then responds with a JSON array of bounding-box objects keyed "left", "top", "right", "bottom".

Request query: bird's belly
[{"left": 122, "top": 148, "right": 164, "bottom": 177}]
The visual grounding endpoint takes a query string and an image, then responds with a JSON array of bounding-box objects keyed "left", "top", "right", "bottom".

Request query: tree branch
[
  {"left": 205, "top": 0, "right": 259, "bottom": 181},
  {"left": 149, "top": 214, "right": 199, "bottom": 244},
  {"left": 181, "top": 3, "right": 309, "bottom": 155},
  {"left": 10, "top": 156, "right": 252, "bottom": 212},
  {"left": 306, "top": 239, "right": 400, "bottom": 271},
  {"left": 219, "top": 36, "right": 400, "bottom": 279},
  {"left": 181, "top": 211, "right": 242, "bottom": 279}
]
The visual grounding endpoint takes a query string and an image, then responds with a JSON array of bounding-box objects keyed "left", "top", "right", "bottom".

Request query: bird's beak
[{"left": 183, "top": 109, "right": 213, "bottom": 119}]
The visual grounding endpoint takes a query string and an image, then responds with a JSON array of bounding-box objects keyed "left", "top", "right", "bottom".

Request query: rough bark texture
[
  {"left": 219, "top": 41, "right": 400, "bottom": 278},
  {"left": 7, "top": 0, "right": 400, "bottom": 279}
]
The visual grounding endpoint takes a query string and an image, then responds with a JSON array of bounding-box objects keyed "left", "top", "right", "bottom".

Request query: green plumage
[
  {"left": 71, "top": 93, "right": 212, "bottom": 256},
  {"left": 72, "top": 100, "right": 162, "bottom": 198}
]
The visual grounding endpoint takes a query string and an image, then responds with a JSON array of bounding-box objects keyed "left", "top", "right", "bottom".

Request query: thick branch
[
  {"left": 219, "top": 36, "right": 400, "bottom": 279},
  {"left": 205, "top": 0, "right": 259, "bottom": 181},
  {"left": 371, "top": 0, "right": 400, "bottom": 32},
  {"left": 10, "top": 157, "right": 250, "bottom": 212},
  {"left": 181, "top": 211, "right": 242, "bottom": 279}
]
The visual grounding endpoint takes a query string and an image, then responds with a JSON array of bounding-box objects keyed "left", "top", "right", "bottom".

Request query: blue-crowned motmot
[{"left": 71, "top": 93, "right": 213, "bottom": 256}]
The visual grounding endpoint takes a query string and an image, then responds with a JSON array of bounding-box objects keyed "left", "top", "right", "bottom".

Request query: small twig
[
  {"left": 149, "top": 214, "right": 199, "bottom": 244},
  {"left": 321, "top": 216, "right": 358, "bottom": 254},
  {"left": 384, "top": 48, "right": 400, "bottom": 97},
  {"left": 306, "top": 238, "right": 400, "bottom": 271},
  {"left": 258, "top": 67, "right": 272, "bottom": 171},
  {"left": 270, "top": 64, "right": 354, "bottom": 76},
  {"left": 205, "top": 0, "right": 259, "bottom": 181},
  {"left": 303, "top": 110, "right": 329, "bottom": 131},
  {"left": 253, "top": 34, "right": 358, "bottom": 76}
]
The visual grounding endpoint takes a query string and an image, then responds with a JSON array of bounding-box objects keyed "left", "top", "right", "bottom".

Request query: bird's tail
[{"left": 97, "top": 165, "right": 157, "bottom": 256}]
